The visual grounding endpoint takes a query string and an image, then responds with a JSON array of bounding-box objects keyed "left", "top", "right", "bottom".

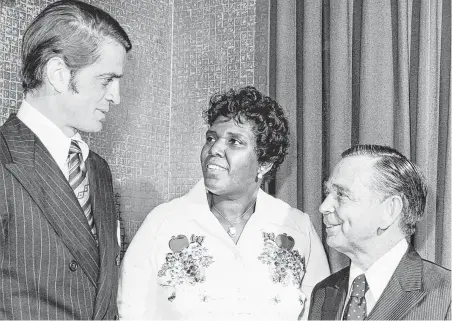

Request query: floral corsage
[
  {"left": 258, "top": 232, "right": 306, "bottom": 309},
  {"left": 258, "top": 232, "right": 306, "bottom": 287},
  {"left": 157, "top": 234, "right": 214, "bottom": 301}
]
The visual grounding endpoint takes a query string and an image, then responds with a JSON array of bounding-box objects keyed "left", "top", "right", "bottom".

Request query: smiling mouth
[
  {"left": 206, "top": 164, "right": 227, "bottom": 171},
  {"left": 324, "top": 222, "right": 342, "bottom": 229}
]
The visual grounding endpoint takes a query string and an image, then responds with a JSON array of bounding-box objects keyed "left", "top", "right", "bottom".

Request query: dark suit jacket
[
  {"left": 308, "top": 246, "right": 451, "bottom": 320},
  {"left": 0, "top": 114, "right": 120, "bottom": 320}
]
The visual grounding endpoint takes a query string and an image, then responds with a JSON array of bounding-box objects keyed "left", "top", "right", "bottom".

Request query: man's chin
[
  {"left": 79, "top": 123, "right": 103, "bottom": 133},
  {"left": 326, "top": 236, "right": 343, "bottom": 251}
]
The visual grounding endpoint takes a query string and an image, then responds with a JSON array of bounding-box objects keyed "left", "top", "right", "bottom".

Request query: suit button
[
  {"left": 69, "top": 260, "right": 78, "bottom": 271},
  {"left": 115, "top": 254, "right": 121, "bottom": 266},
  {"left": 114, "top": 314, "right": 119, "bottom": 320}
]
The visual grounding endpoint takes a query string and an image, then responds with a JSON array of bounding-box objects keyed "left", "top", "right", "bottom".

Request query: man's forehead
[
  {"left": 328, "top": 155, "right": 378, "bottom": 188},
  {"left": 87, "top": 39, "right": 126, "bottom": 74}
]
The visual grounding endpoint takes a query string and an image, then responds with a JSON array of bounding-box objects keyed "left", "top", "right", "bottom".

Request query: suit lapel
[
  {"left": 87, "top": 156, "right": 117, "bottom": 319},
  {"left": 367, "top": 246, "right": 427, "bottom": 320},
  {"left": 322, "top": 268, "right": 349, "bottom": 320},
  {"left": 2, "top": 116, "right": 100, "bottom": 286}
]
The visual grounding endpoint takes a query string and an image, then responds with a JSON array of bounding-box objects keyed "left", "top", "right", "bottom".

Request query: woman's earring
[{"left": 257, "top": 172, "right": 263, "bottom": 179}]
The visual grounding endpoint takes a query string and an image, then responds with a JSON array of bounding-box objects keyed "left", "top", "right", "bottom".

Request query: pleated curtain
[{"left": 270, "top": 0, "right": 451, "bottom": 272}]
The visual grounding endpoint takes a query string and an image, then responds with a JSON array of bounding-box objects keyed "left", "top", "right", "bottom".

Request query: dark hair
[
  {"left": 21, "top": 0, "right": 132, "bottom": 94},
  {"left": 203, "top": 86, "right": 290, "bottom": 179},
  {"left": 342, "top": 144, "right": 428, "bottom": 236}
]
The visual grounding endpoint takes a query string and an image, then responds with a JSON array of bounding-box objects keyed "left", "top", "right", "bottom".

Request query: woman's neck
[{"left": 209, "top": 189, "right": 259, "bottom": 221}]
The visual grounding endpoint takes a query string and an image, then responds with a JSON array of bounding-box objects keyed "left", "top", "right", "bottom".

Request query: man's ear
[
  {"left": 380, "top": 195, "right": 403, "bottom": 230},
  {"left": 259, "top": 162, "right": 274, "bottom": 176},
  {"left": 45, "top": 57, "right": 70, "bottom": 93}
]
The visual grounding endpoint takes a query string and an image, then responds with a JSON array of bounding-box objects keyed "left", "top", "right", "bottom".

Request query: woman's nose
[{"left": 209, "top": 139, "right": 225, "bottom": 157}]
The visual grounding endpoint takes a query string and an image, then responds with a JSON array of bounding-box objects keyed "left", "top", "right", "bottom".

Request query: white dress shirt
[
  {"left": 118, "top": 179, "right": 330, "bottom": 320},
  {"left": 17, "top": 100, "right": 125, "bottom": 246},
  {"left": 344, "top": 238, "right": 409, "bottom": 317},
  {"left": 17, "top": 100, "right": 89, "bottom": 179}
]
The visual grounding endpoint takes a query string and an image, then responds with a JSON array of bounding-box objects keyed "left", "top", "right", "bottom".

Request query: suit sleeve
[
  {"left": 0, "top": 144, "right": 10, "bottom": 252},
  {"left": 0, "top": 134, "right": 9, "bottom": 236},
  {"left": 308, "top": 282, "right": 325, "bottom": 320}
]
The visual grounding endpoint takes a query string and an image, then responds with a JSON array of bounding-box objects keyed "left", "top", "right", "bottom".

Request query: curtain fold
[{"left": 272, "top": 0, "right": 451, "bottom": 272}]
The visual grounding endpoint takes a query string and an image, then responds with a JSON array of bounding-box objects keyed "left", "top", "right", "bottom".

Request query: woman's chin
[{"left": 203, "top": 179, "right": 223, "bottom": 195}]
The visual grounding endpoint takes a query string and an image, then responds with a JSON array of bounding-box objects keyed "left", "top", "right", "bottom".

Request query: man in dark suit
[
  {"left": 0, "top": 1, "right": 132, "bottom": 319},
  {"left": 309, "top": 145, "right": 451, "bottom": 320}
]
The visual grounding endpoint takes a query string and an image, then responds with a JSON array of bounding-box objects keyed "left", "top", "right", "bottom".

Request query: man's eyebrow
[
  {"left": 324, "top": 181, "right": 352, "bottom": 195},
  {"left": 332, "top": 184, "right": 351, "bottom": 195},
  {"left": 98, "top": 73, "right": 123, "bottom": 78}
]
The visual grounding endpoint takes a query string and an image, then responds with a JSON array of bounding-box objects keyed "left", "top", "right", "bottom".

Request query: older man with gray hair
[{"left": 309, "top": 144, "right": 450, "bottom": 320}]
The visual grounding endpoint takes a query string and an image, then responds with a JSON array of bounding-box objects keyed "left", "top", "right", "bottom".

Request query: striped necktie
[
  {"left": 343, "top": 274, "right": 368, "bottom": 320},
  {"left": 68, "top": 140, "right": 98, "bottom": 242}
]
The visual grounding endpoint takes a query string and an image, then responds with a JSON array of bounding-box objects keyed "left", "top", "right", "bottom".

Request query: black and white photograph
[{"left": 0, "top": 0, "right": 450, "bottom": 319}]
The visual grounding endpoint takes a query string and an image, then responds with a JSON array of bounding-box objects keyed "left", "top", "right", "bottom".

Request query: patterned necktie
[
  {"left": 68, "top": 140, "right": 98, "bottom": 241},
  {"left": 343, "top": 274, "right": 368, "bottom": 320}
]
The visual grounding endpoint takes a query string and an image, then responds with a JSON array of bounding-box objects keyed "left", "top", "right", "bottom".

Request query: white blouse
[{"left": 118, "top": 180, "right": 330, "bottom": 320}]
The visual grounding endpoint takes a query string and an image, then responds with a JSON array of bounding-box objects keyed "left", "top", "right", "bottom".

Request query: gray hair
[{"left": 342, "top": 144, "right": 427, "bottom": 236}]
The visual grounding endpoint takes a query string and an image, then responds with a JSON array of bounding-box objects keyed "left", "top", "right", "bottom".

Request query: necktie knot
[
  {"left": 69, "top": 140, "right": 82, "bottom": 156},
  {"left": 68, "top": 140, "right": 85, "bottom": 174},
  {"left": 350, "top": 274, "right": 368, "bottom": 298}
]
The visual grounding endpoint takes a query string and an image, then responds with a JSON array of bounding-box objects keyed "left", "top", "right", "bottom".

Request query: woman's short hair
[
  {"left": 342, "top": 144, "right": 428, "bottom": 236},
  {"left": 203, "top": 86, "right": 290, "bottom": 179},
  {"left": 21, "top": 0, "right": 132, "bottom": 94}
]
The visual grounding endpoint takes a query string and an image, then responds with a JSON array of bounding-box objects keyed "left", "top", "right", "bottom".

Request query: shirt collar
[
  {"left": 17, "top": 100, "right": 89, "bottom": 170},
  {"left": 187, "top": 179, "right": 265, "bottom": 209},
  {"left": 349, "top": 238, "right": 409, "bottom": 301},
  {"left": 185, "top": 179, "right": 267, "bottom": 224}
]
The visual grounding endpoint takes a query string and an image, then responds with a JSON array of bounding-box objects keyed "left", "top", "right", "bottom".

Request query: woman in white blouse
[{"left": 118, "top": 86, "right": 330, "bottom": 320}]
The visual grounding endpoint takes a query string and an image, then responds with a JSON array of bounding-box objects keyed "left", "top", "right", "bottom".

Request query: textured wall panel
[{"left": 169, "top": 0, "right": 269, "bottom": 199}]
